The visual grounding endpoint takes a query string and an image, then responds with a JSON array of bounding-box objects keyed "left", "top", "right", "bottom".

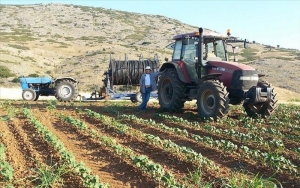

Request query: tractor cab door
[
  {"left": 181, "top": 39, "right": 198, "bottom": 82},
  {"left": 173, "top": 38, "right": 198, "bottom": 82}
]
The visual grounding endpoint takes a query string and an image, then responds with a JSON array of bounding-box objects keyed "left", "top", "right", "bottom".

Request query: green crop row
[
  {"left": 22, "top": 108, "right": 109, "bottom": 188},
  {"left": 59, "top": 113, "right": 184, "bottom": 187},
  {"left": 120, "top": 114, "right": 298, "bottom": 176},
  {"left": 0, "top": 143, "right": 14, "bottom": 187}
]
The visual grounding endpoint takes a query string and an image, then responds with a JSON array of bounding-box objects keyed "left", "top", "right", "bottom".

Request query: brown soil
[
  {"left": 0, "top": 109, "right": 83, "bottom": 187},
  {"left": 1, "top": 100, "right": 299, "bottom": 187}
]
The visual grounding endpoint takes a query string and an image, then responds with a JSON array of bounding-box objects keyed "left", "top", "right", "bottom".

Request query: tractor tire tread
[
  {"left": 54, "top": 79, "right": 78, "bottom": 102},
  {"left": 243, "top": 81, "right": 278, "bottom": 118},
  {"left": 158, "top": 69, "right": 186, "bottom": 112},
  {"left": 197, "top": 80, "right": 229, "bottom": 119}
]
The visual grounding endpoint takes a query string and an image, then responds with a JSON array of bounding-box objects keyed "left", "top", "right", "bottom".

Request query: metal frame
[{"left": 84, "top": 54, "right": 159, "bottom": 101}]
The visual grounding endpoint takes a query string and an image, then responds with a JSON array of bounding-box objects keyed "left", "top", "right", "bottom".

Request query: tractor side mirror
[
  {"left": 226, "top": 44, "right": 238, "bottom": 62},
  {"left": 244, "top": 39, "right": 248, "bottom": 48}
]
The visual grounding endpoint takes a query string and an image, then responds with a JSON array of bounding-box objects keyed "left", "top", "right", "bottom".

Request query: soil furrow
[
  {"left": 4, "top": 100, "right": 299, "bottom": 187},
  {"left": 86, "top": 106, "right": 299, "bottom": 187},
  {"left": 33, "top": 109, "right": 159, "bottom": 188},
  {"left": 65, "top": 110, "right": 199, "bottom": 184},
  {"left": 0, "top": 111, "right": 30, "bottom": 186},
  {"left": 158, "top": 120, "right": 300, "bottom": 165},
  {"left": 96, "top": 105, "right": 300, "bottom": 167},
  {"left": 0, "top": 108, "right": 83, "bottom": 187}
]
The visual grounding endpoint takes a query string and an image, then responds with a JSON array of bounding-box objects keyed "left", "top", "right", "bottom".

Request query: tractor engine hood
[
  {"left": 208, "top": 60, "right": 256, "bottom": 72},
  {"left": 207, "top": 60, "right": 258, "bottom": 88},
  {"left": 20, "top": 77, "right": 53, "bottom": 84}
]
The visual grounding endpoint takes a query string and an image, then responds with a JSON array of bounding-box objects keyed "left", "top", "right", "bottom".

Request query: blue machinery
[{"left": 81, "top": 54, "right": 160, "bottom": 102}]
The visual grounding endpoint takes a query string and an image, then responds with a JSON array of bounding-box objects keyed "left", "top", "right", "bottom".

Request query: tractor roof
[{"left": 173, "top": 29, "right": 228, "bottom": 40}]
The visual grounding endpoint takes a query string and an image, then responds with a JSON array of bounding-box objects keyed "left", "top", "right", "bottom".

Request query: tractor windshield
[
  {"left": 203, "top": 39, "right": 227, "bottom": 61},
  {"left": 171, "top": 38, "right": 227, "bottom": 62}
]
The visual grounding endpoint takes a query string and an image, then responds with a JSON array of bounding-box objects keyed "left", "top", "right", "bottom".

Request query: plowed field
[{"left": 0, "top": 100, "right": 299, "bottom": 188}]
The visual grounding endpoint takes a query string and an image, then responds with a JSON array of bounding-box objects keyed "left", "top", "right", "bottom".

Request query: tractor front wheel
[
  {"left": 22, "top": 89, "right": 37, "bottom": 101},
  {"left": 55, "top": 80, "right": 78, "bottom": 102},
  {"left": 197, "top": 80, "right": 229, "bottom": 119},
  {"left": 243, "top": 80, "right": 278, "bottom": 118}
]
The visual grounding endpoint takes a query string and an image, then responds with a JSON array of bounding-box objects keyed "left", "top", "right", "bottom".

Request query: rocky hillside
[{"left": 0, "top": 3, "right": 299, "bottom": 96}]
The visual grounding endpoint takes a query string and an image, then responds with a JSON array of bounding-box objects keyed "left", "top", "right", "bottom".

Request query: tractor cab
[
  {"left": 166, "top": 29, "right": 229, "bottom": 82},
  {"left": 172, "top": 33, "right": 227, "bottom": 62}
]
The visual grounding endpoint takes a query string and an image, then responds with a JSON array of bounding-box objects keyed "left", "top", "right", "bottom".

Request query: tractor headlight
[{"left": 239, "top": 76, "right": 259, "bottom": 81}]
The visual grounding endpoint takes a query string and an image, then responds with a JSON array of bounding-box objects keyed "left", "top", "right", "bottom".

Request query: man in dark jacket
[{"left": 138, "top": 66, "right": 162, "bottom": 111}]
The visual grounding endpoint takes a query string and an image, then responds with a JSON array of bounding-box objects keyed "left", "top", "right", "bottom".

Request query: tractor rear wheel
[
  {"left": 22, "top": 89, "right": 36, "bottom": 101},
  {"left": 158, "top": 69, "right": 186, "bottom": 112},
  {"left": 243, "top": 80, "right": 278, "bottom": 118},
  {"left": 55, "top": 80, "right": 78, "bottom": 102},
  {"left": 197, "top": 80, "right": 229, "bottom": 119}
]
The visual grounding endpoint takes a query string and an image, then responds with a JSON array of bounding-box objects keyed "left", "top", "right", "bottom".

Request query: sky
[{"left": 1, "top": 0, "right": 300, "bottom": 50}]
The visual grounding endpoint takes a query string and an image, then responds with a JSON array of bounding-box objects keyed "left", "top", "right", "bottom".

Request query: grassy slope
[{"left": 0, "top": 4, "right": 299, "bottom": 101}]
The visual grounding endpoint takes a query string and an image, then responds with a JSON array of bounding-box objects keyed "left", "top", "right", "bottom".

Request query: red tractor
[{"left": 158, "top": 27, "right": 278, "bottom": 119}]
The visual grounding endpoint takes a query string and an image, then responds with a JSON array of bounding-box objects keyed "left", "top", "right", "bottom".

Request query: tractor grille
[{"left": 230, "top": 70, "right": 258, "bottom": 91}]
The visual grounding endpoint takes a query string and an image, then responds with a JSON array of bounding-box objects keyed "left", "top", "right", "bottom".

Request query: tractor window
[
  {"left": 182, "top": 41, "right": 197, "bottom": 64},
  {"left": 179, "top": 38, "right": 197, "bottom": 63},
  {"left": 204, "top": 40, "right": 226, "bottom": 61},
  {"left": 205, "top": 43, "right": 215, "bottom": 58},
  {"left": 215, "top": 40, "right": 226, "bottom": 61},
  {"left": 172, "top": 40, "right": 182, "bottom": 60}
]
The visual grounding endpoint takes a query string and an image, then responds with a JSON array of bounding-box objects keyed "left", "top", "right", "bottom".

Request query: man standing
[{"left": 138, "top": 66, "right": 162, "bottom": 111}]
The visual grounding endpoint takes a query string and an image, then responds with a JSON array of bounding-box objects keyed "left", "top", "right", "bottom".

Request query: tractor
[
  {"left": 158, "top": 27, "right": 278, "bottom": 119},
  {"left": 19, "top": 76, "right": 79, "bottom": 102}
]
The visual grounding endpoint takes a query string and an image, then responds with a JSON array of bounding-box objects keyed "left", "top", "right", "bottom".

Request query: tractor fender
[
  {"left": 54, "top": 77, "right": 78, "bottom": 84},
  {"left": 160, "top": 61, "right": 189, "bottom": 83}
]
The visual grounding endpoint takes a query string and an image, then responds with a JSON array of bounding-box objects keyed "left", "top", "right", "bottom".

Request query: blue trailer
[{"left": 19, "top": 76, "right": 79, "bottom": 101}]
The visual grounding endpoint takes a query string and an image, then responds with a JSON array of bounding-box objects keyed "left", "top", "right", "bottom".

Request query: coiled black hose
[{"left": 108, "top": 59, "right": 160, "bottom": 85}]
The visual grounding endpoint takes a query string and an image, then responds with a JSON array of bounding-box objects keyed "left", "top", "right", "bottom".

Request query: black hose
[{"left": 108, "top": 59, "right": 160, "bottom": 85}]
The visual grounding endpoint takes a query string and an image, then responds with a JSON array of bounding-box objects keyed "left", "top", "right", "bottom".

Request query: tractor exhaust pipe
[{"left": 197, "top": 27, "right": 204, "bottom": 79}]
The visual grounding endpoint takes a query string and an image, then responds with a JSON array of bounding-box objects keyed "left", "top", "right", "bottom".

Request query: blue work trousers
[{"left": 139, "top": 87, "right": 152, "bottom": 110}]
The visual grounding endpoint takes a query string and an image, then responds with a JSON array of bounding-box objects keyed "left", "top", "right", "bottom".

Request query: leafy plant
[
  {"left": 222, "top": 172, "right": 281, "bottom": 188},
  {"left": 0, "top": 161, "right": 14, "bottom": 182},
  {"left": 0, "top": 144, "right": 6, "bottom": 160},
  {"left": 0, "top": 106, "right": 17, "bottom": 122},
  {"left": 46, "top": 100, "right": 57, "bottom": 110},
  {"left": 29, "top": 160, "right": 69, "bottom": 187},
  {"left": 184, "top": 167, "right": 214, "bottom": 187},
  {"left": 0, "top": 144, "right": 14, "bottom": 182},
  {"left": 22, "top": 108, "right": 109, "bottom": 188}
]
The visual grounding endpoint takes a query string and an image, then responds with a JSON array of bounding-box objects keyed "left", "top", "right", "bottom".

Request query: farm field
[{"left": 0, "top": 99, "right": 299, "bottom": 188}]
